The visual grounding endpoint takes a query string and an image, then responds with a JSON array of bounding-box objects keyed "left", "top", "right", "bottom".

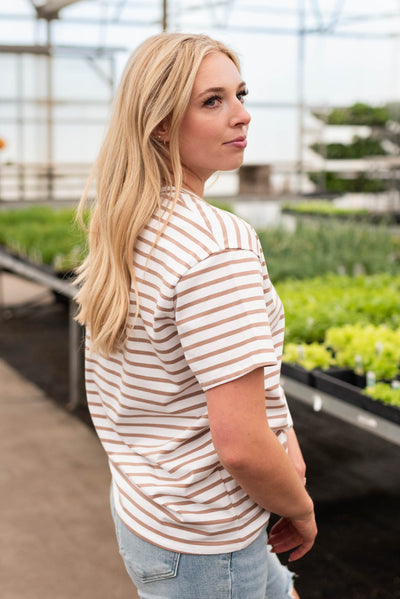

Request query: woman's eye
[
  {"left": 203, "top": 95, "right": 222, "bottom": 107},
  {"left": 237, "top": 89, "right": 249, "bottom": 103}
]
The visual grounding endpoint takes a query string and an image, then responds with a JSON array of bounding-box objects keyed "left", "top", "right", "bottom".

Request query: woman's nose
[{"left": 231, "top": 101, "right": 251, "bottom": 127}]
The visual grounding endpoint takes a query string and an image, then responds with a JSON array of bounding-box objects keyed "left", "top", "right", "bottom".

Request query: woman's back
[{"left": 86, "top": 190, "right": 291, "bottom": 554}]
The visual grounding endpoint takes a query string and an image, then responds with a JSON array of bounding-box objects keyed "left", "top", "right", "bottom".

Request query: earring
[{"left": 155, "top": 134, "right": 167, "bottom": 145}]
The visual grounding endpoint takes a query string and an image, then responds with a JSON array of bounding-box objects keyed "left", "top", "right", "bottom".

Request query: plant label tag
[{"left": 312, "top": 394, "right": 323, "bottom": 412}]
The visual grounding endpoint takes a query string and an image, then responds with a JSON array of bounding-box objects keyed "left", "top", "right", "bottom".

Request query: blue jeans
[{"left": 110, "top": 491, "right": 295, "bottom": 598}]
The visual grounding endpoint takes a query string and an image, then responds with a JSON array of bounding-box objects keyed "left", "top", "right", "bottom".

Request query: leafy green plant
[
  {"left": 0, "top": 206, "right": 88, "bottom": 272},
  {"left": 308, "top": 172, "right": 389, "bottom": 193},
  {"left": 276, "top": 274, "right": 400, "bottom": 344},
  {"left": 282, "top": 201, "right": 369, "bottom": 218},
  {"left": 2, "top": 206, "right": 399, "bottom": 282},
  {"left": 259, "top": 221, "right": 400, "bottom": 282},
  {"left": 313, "top": 102, "right": 391, "bottom": 127},
  {"left": 310, "top": 136, "right": 387, "bottom": 159},
  {"left": 282, "top": 342, "right": 334, "bottom": 371},
  {"left": 325, "top": 324, "right": 400, "bottom": 380},
  {"left": 363, "top": 382, "right": 400, "bottom": 407}
]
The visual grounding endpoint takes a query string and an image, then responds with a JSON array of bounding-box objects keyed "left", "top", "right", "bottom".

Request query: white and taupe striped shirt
[{"left": 85, "top": 190, "right": 292, "bottom": 554}]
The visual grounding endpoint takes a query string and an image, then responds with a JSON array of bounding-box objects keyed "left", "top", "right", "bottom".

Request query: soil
[{"left": 1, "top": 299, "right": 400, "bottom": 599}]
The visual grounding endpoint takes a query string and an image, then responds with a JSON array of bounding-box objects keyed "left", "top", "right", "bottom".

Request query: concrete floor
[{"left": 0, "top": 356, "right": 139, "bottom": 599}]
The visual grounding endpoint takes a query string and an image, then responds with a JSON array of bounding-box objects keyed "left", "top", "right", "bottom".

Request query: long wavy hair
[{"left": 75, "top": 32, "right": 240, "bottom": 356}]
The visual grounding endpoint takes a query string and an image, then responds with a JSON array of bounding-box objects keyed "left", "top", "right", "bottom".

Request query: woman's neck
[{"left": 181, "top": 177, "right": 204, "bottom": 200}]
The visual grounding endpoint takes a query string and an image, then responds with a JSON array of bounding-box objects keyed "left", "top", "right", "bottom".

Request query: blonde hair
[{"left": 75, "top": 32, "right": 240, "bottom": 356}]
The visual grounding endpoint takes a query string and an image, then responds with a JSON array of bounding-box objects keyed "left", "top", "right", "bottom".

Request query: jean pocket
[{"left": 115, "top": 516, "right": 180, "bottom": 584}]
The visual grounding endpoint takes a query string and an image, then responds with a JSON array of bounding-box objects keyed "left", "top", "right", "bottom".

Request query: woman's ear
[{"left": 153, "top": 118, "right": 171, "bottom": 144}]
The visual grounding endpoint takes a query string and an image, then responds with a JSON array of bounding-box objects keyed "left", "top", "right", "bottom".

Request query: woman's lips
[{"left": 223, "top": 137, "right": 247, "bottom": 148}]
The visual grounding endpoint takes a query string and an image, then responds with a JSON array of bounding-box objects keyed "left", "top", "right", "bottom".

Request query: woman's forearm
[
  {"left": 206, "top": 367, "right": 317, "bottom": 559},
  {"left": 216, "top": 419, "right": 313, "bottom": 520},
  {"left": 206, "top": 367, "right": 313, "bottom": 520},
  {"left": 286, "top": 426, "right": 307, "bottom": 481}
]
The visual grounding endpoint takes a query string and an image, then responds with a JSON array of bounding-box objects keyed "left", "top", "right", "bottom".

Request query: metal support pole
[
  {"left": 109, "top": 54, "right": 116, "bottom": 95},
  {"left": 68, "top": 299, "right": 85, "bottom": 410},
  {"left": 162, "top": 0, "right": 168, "bottom": 32},
  {"left": 17, "top": 54, "right": 25, "bottom": 201},
  {"left": 296, "top": 0, "right": 306, "bottom": 195},
  {"left": 46, "top": 20, "right": 54, "bottom": 201}
]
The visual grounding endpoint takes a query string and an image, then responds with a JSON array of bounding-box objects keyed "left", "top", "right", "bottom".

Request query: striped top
[{"left": 85, "top": 190, "right": 293, "bottom": 555}]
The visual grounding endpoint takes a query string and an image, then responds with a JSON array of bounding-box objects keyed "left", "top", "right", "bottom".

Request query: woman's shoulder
[
  {"left": 177, "top": 190, "right": 259, "bottom": 254},
  {"left": 136, "top": 190, "right": 266, "bottom": 292}
]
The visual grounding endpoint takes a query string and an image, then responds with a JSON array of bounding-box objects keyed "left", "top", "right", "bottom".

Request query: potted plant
[
  {"left": 311, "top": 324, "right": 400, "bottom": 419},
  {"left": 282, "top": 342, "right": 334, "bottom": 386},
  {"left": 362, "top": 382, "right": 400, "bottom": 424}
]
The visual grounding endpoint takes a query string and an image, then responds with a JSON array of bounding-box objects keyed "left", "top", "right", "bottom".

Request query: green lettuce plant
[
  {"left": 363, "top": 383, "right": 400, "bottom": 407},
  {"left": 282, "top": 342, "right": 334, "bottom": 371},
  {"left": 276, "top": 274, "right": 400, "bottom": 343},
  {"left": 325, "top": 324, "right": 400, "bottom": 380}
]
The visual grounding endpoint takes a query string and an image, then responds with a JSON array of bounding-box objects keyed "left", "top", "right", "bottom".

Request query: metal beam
[
  {"left": 0, "top": 249, "right": 76, "bottom": 299},
  {"left": 1, "top": 12, "right": 397, "bottom": 38},
  {"left": 0, "top": 12, "right": 157, "bottom": 27},
  {"left": 282, "top": 376, "right": 400, "bottom": 447},
  {"left": 0, "top": 44, "right": 125, "bottom": 57},
  {"left": 0, "top": 97, "right": 111, "bottom": 105},
  {"left": 30, "top": 0, "right": 84, "bottom": 21}
]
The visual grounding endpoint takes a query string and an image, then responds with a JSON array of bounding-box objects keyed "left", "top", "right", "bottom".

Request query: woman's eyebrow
[{"left": 196, "top": 81, "right": 247, "bottom": 100}]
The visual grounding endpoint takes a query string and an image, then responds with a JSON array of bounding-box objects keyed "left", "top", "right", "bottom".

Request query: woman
[{"left": 76, "top": 33, "right": 316, "bottom": 599}]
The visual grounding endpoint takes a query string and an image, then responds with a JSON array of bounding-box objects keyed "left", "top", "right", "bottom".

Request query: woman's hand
[{"left": 268, "top": 510, "right": 317, "bottom": 562}]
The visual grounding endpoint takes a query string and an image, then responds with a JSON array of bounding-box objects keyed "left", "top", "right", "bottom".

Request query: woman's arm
[
  {"left": 286, "top": 426, "right": 306, "bottom": 482},
  {"left": 206, "top": 367, "right": 317, "bottom": 561}
]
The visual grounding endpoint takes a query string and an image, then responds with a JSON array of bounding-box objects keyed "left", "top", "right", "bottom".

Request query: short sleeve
[{"left": 175, "top": 249, "right": 279, "bottom": 391}]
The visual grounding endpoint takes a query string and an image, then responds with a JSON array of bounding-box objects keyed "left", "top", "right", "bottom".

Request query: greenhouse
[{"left": 1, "top": 2, "right": 399, "bottom": 599}]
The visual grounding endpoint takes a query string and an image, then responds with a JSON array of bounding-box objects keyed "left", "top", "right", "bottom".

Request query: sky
[{"left": 1, "top": 0, "right": 400, "bottom": 171}]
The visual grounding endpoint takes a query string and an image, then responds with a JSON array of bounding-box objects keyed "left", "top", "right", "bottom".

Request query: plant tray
[
  {"left": 313, "top": 369, "right": 400, "bottom": 425},
  {"left": 281, "top": 363, "right": 315, "bottom": 387}
]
